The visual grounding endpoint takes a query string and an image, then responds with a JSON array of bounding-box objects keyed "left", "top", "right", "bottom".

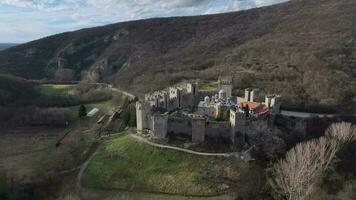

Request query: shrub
[{"left": 78, "top": 105, "right": 87, "bottom": 118}]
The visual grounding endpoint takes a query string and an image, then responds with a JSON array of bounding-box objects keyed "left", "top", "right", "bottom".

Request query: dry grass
[
  {"left": 326, "top": 122, "right": 356, "bottom": 143},
  {"left": 0, "top": 128, "right": 62, "bottom": 183}
]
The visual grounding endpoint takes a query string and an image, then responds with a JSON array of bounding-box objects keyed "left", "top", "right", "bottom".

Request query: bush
[
  {"left": 78, "top": 105, "right": 87, "bottom": 118},
  {"left": 121, "top": 98, "right": 137, "bottom": 128}
]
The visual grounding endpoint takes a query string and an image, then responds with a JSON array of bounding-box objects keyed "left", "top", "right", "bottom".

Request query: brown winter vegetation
[
  {"left": 0, "top": 0, "right": 355, "bottom": 112},
  {"left": 0, "top": 107, "right": 73, "bottom": 127},
  {"left": 326, "top": 122, "right": 356, "bottom": 143},
  {"left": 0, "top": 116, "right": 100, "bottom": 199},
  {"left": 54, "top": 69, "right": 74, "bottom": 81},
  {"left": 269, "top": 122, "right": 356, "bottom": 200}
]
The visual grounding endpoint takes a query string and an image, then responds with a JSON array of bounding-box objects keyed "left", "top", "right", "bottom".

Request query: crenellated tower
[{"left": 218, "top": 76, "right": 232, "bottom": 98}]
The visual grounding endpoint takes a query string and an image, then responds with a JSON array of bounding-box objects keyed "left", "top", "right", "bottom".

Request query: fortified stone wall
[
  {"left": 192, "top": 118, "right": 206, "bottom": 143},
  {"left": 244, "top": 116, "right": 269, "bottom": 136},
  {"left": 167, "top": 117, "right": 192, "bottom": 136},
  {"left": 147, "top": 115, "right": 154, "bottom": 130},
  {"left": 181, "top": 93, "right": 194, "bottom": 109},
  {"left": 167, "top": 98, "right": 180, "bottom": 111},
  {"left": 240, "top": 116, "right": 269, "bottom": 144},
  {"left": 152, "top": 114, "right": 168, "bottom": 138},
  {"left": 167, "top": 116, "right": 232, "bottom": 142},
  {"left": 206, "top": 121, "right": 231, "bottom": 139}
]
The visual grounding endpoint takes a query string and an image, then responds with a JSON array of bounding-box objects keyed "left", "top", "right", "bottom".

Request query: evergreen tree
[
  {"left": 216, "top": 111, "right": 224, "bottom": 121},
  {"left": 78, "top": 104, "right": 87, "bottom": 118},
  {"left": 223, "top": 109, "right": 230, "bottom": 121},
  {"left": 122, "top": 109, "right": 130, "bottom": 127},
  {"left": 129, "top": 109, "right": 137, "bottom": 127}
]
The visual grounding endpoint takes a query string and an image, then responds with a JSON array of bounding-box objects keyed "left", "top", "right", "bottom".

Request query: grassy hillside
[
  {"left": 0, "top": 0, "right": 355, "bottom": 112},
  {"left": 82, "top": 134, "right": 263, "bottom": 197}
]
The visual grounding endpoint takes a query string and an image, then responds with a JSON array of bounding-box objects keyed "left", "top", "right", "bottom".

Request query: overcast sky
[{"left": 0, "top": 0, "right": 288, "bottom": 43}]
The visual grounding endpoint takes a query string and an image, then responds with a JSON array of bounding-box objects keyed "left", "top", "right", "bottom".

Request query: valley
[
  {"left": 0, "top": 0, "right": 356, "bottom": 113},
  {"left": 0, "top": 0, "right": 356, "bottom": 199}
]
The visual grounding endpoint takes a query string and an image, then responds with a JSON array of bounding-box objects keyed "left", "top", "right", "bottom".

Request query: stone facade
[
  {"left": 191, "top": 117, "right": 206, "bottom": 143},
  {"left": 136, "top": 78, "right": 282, "bottom": 147},
  {"left": 245, "top": 88, "right": 259, "bottom": 102},
  {"left": 152, "top": 113, "right": 169, "bottom": 138}
]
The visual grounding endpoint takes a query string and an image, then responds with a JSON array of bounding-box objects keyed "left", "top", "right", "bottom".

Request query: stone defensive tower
[
  {"left": 136, "top": 101, "right": 150, "bottom": 133},
  {"left": 187, "top": 83, "right": 198, "bottom": 96},
  {"left": 244, "top": 88, "right": 259, "bottom": 102},
  {"left": 218, "top": 76, "right": 232, "bottom": 98},
  {"left": 230, "top": 108, "right": 247, "bottom": 147},
  {"left": 169, "top": 87, "right": 183, "bottom": 108},
  {"left": 265, "top": 95, "right": 282, "bottom": 114},
  {"left": 152, "top": 113, "right": 169, "bottom": 138}
]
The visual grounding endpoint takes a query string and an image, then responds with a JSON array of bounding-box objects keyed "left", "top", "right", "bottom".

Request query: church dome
[
  {"left": 219, "top": 89, "right": 226, "bottom": 100},
  {"left": 219, "top": 89, "right": 226, "bottom": 94},
  {"left": 204, "top": 96, "right": 210, "bottom": 104}
]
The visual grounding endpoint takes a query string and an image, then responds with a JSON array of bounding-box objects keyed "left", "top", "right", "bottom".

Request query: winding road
[
  {"left": 280, "top": 110, "right": 356, "bottom": 118},
  {"left": 111, "top": 87, "right": 136, "bottom": 100}
]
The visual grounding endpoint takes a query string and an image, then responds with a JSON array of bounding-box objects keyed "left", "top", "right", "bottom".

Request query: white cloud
[{"left": 0, "top": 0, "right": 289, "bottom": 42}]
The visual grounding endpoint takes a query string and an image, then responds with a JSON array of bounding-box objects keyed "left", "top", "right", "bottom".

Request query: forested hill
[{"left": 0, "top": 0, "right": 355, "bottom": 113}]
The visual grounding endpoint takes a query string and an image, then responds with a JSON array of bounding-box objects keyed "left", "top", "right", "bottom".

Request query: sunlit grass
[
  {"left": 37, "top": 84, "right": 76, "bottom": 96},
  {"left": 82, "top": 133, "right": 244, "bottom": 196}
]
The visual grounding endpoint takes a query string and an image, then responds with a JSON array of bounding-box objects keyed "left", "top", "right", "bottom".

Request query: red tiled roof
[
  {"left": 238, "top": 101, "right": 269, "bottom": 116},
  {"left": 238, "top": 101, "right": 261, "bottom": 110}
]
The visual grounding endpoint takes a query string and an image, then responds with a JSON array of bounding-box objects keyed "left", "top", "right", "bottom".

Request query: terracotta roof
[
  {"left": 256, "top": 106, "right": 269, "bottom": 116},
  {"left": 238, "top": 101, "right": 261, "bottom": 110}
]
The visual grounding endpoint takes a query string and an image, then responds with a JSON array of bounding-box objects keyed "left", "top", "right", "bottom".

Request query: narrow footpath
[
  {"left": 76, "top": 152, "right": 95, "bottom": 195},
  {"left": 75, "top": 133, "right": 238, "bottom": 198},
  {"left": 129, "top": 134, "right": 236, "bottom": 157}
]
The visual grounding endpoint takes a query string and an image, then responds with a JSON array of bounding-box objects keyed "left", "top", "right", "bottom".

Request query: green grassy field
[
  {"left": 199, "top": 81, "right": 218, "bottom": 91},
  {"left": 37, "top": 84, "right": 76, "bottom": 96},
  {"left": 82, "top": 133, "right": 251, "bottom": 196},
  {"left": 36, "top": 83, "right": 118, "bottom": 118}
]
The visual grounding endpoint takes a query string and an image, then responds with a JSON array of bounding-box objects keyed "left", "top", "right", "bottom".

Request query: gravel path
[{"left": 129, "top": 134, "right": 237, "bottom": 157}]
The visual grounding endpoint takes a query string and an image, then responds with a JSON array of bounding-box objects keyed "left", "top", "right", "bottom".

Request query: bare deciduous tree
[
  {"left": 269, "top": 122, "right": 356, "bottom": 200},
  {"left": 54, "top": 68, "right": 74, "bottom": 81},
  {"left": 325, "top": 122, "right": 356, "bottom": 144}
]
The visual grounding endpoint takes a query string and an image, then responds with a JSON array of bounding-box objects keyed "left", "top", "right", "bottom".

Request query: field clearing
[
  {"left": 37, "top": 84, "right": 76, "bottom": 96},
  {"left": 81, "top": 133, "right": 260, "bottom": 197},
  {"left": 0, "top": 127, "right": 63, "bottom": 182},
  {"left": 68, "top": 100, "right": 114, "bottom": 117},
  {"left": 0, "top": 133, "right": 57, "bottom": 157}
]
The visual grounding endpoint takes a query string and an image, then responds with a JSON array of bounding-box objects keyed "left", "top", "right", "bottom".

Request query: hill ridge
[{"left": 0, "top": 0, "right": 355, "bottom": 112}]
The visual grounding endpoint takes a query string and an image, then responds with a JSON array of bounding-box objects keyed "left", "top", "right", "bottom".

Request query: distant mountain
[
  {"left": 0, "top": 0, "right": 355, "bottom": 113},
  {"left": 0, "top": 43, "right": 18, "bottom": 50}
]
